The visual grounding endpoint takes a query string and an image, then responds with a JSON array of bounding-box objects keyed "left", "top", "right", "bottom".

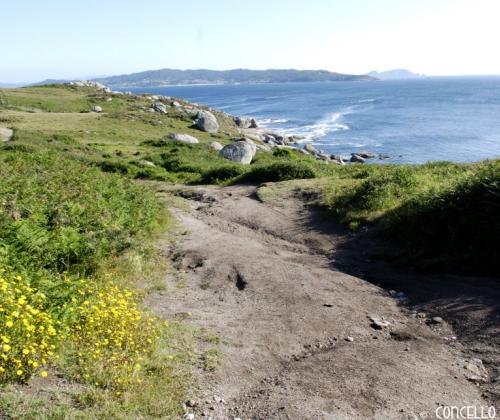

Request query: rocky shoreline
[{"left": 68, "top": 80, "right": 393, "bottom": 165}]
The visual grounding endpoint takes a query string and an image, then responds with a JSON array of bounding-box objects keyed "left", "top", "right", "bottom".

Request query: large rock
[
  {"left": 304, "top": 143, "right": 317, "bottom": 154},
  {"left": 167, "top": 133, "right": 199, "bottom": 144},
  {"left": 220, "top": 142, "right": 254, "bottom": 164},
  {"left": 0, "top": 127, "right": 13, "bottom": 142},
  {"left": 350, "top": 154, "right": 366, "bottom": 163},
  {"left": 234, "top": 138, "right": 257, "bottom": 157},
  {"left": 92, "top": 105, "right": 102, "bottom": 113},
  {"left": 196, "top": 110, "right": 219, "bottom": 133}
]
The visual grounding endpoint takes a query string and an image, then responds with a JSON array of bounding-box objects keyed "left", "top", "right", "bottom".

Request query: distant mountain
[
  {"left": 367, "top": 69, "right": 425, "bottom": 80},
  {"left": 92, "top": 68, "right": 376, "bottom": 87}
]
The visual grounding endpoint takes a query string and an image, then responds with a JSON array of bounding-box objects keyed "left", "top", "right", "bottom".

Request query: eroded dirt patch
[{"left": 146, "top": 184, "right": 497, "bottom": 419}]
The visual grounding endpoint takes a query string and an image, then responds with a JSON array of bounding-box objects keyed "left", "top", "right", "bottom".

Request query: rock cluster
[{"left": 234, "top": 116, "right": 258, "bottom": 129}]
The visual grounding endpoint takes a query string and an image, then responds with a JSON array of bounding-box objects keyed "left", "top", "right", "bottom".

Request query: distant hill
[
  {"left": 367, "top": 69, "right": 425, "bottom": 80},
  {"left": 90, "top": 68, "right": 376, "bottom": 87}
]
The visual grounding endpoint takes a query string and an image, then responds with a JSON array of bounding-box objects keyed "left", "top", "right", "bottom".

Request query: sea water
[{"left": 126, "top": 77, "right": 500, "bottom": 163}]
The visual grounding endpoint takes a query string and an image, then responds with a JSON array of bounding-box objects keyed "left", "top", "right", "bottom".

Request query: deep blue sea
[{"left": 125, "top": 78, "right": 500, "bottom": 163}]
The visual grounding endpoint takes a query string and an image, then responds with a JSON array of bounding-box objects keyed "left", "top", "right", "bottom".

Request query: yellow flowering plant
[
  {"left": 60, "top": 282, "right": 162, "bottom": 391},
  {"left": 0, "top": 269, "right": 56, "bottom": 382}
]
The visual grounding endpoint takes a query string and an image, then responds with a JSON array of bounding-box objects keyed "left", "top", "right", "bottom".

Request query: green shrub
[
  {"left": 0, "top": 150, "right": 163, "bottom": 276},
  {"left": 235, "top": 161, "right": 316, "bottom": 184},
  {"left": 200, "top": 165, "right": 247, "bottom": 184},
  {"left": 382, "top": 161, "right": 500, "bottom": 274},
  {"left": 272, "top": 148, "right": 294, "bottom": 158}
]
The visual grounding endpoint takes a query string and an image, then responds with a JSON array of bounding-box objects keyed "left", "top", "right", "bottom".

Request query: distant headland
[{"left": 32, "top": 68, "right": 376, "bottom": 88}]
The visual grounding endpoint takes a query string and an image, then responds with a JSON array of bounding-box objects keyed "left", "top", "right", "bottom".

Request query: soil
[{"left": 147, "top": 184, "right": 499, "bottom": 420}]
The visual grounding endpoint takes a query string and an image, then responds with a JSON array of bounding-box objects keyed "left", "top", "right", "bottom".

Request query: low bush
[
  {"left": 200, "top": 164, "right": 247, "bottom": 184},
  {"left": 235, "top": 161, "right": 316, "bottom": 184},
  {"left": 0, "top": 151, "right": 163, "bottom": 276},
  {"left": 382, "top": 161, "right": 500, "bottom": 274}
]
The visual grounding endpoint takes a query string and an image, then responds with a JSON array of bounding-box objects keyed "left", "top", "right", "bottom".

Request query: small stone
[
  {"left": 464, "top": 358, "right": 488, "bottom": 382},
  {"left": 186, "top": 399, "right": 197, "bottom": 408},
  {"left": 431, "top": 316, "right": 443, "bottom": 324},
  {"left": 92, "top": 105, "right": 102, "bottom": 113},
  {"left": 346, "top": 336, "right": 354, "bottom": 342},
  {"left": 369, "top": 317, "right": 391, "bottom": 329},
  {"left": 184, "top": 414, "right": 195, "bottom": 420}
]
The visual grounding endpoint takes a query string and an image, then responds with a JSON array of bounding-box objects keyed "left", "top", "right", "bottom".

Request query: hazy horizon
[
  {"left": 2, "top": 0, "right": 500, "bottom": 83},
  {"left": 5, "top": 68, "right": 500, "bottom": 86}
]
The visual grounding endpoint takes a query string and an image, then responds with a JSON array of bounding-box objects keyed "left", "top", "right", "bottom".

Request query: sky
[{"left": 2, "top": 0, "right": 500, "bottom": 83}]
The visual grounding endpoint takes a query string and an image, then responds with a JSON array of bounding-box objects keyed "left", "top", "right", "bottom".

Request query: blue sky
[{"left": 2, "top": 0, "right": 500, "bottom": 83}]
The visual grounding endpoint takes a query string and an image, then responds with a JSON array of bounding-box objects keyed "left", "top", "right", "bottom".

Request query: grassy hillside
[
  {"left": 0, "top": 83, "right": 498, "bottom": 417},
  {"left": 0, "top": 86, "right": 205, "bottom": 418}
]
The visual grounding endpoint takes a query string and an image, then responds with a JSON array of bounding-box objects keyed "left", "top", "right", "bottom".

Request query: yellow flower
[
  {"left": 5, "top": 320, "right": 13, "bottom": 328},
  {"left": 2, "top": 344, "right": 11, "bottom": 352},
  {"left": 40, "top": 371, "right": 48, "bottom": 378},
  {"left": 16, "top": 369, "right": 23, "bottom": 376}
]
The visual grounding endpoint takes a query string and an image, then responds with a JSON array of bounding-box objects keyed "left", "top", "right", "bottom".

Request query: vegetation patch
[
  {"left": 0, "top": 146, "right": 193, "bottom": 417},
  {"left": 235, "top": 161, "right": 317, "bottom": 184},
  {"left": 319, "top": 161, "right": 500, "bottom": 274}
]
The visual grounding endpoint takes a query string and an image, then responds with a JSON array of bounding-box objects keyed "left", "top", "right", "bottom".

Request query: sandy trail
[{"left": 147, "top": 184, "right": 496, "bottom": 420}]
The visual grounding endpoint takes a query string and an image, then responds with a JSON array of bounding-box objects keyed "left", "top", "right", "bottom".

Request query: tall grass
[{"left": 320, "top": 161, "right": 500, "bottom": 275}]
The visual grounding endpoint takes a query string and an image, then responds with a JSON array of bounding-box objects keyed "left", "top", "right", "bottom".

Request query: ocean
[{"left": 125, "top": 77, "right": 500, "bottom": 163}]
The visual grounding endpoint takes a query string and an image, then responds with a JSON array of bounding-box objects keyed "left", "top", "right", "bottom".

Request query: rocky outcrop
[
  {"left": 220, "top": 142, "right": 254, "bottom": 164},
  {"left": 304, "top": 143, "right": 317, "bottom": 154},
  {"left": 350, "top": 154, "right": 366, "bottom": 163},
  {"left": 234, "top": 117, "right": 258, "bottom": 129},
  {"left": 196, "top": 110, "right": 219, "bottom": 133},
  {"left": 152, "top": 102, "right": 168, "bottom": 114},
  {"left": 167, "top": 133, "right": 199, "bottom": 144}
]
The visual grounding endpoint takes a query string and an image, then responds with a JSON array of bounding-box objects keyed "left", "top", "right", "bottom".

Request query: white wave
[
  {"left": 258, "top": 118, "right": 289, "bottom": 126},
  {"left": 358, "top": 98, "right": 375, "bottom": 103},
  {"left": 278, "top": 109, "right": 352, "bottom": 141}
]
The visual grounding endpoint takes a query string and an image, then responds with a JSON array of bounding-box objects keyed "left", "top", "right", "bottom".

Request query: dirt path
[{"left": 147, "top": 184, "right": 496, "bottom": 420}]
